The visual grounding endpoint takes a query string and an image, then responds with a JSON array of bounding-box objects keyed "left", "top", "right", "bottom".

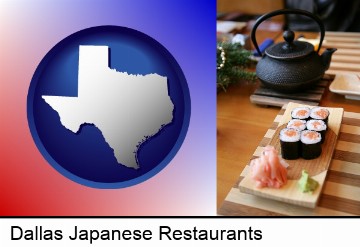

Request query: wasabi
[{"left": 298, "top": 170, "right": 319, "bottom": 193}]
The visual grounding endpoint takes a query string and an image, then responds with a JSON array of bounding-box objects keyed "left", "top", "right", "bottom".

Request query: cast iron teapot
[{"left": 251, "top": 9, "right": 337, "bottom": 93}]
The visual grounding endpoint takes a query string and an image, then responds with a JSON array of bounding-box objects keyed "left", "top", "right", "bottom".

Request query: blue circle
[{"left": 27, "top": 26, "right": 190, "bottom": 188}]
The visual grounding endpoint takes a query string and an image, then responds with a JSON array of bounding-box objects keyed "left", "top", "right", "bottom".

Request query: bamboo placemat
[
  {"left": 323, "top": 31, "right": 360, "bottom": 76},
  {"left": 218, "top": 105, "right": 360, "bottom": 216}
]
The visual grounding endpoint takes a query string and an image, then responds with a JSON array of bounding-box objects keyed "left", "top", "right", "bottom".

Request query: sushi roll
[
  {"left": 301, "top": 130, "right": 322, "bottom": 159},
  {"left": 291, "top": 107, "right": 311, "bottom": 120},
  {"left": 279, "top": 128, "right": 301, "bottom": 160},
  {"left": 287, "top": 119, "right": 306, "bottom": 131},
  {"left": 306, "top": 119, "right": 327, "bottom": 143},
  {"left": 310, "top": 107, "right": 330, "bottom": 124}
]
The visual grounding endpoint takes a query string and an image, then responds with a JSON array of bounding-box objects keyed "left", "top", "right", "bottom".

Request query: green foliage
[{"left": 217, "top": 42, "right": 257, "bottom": 92}]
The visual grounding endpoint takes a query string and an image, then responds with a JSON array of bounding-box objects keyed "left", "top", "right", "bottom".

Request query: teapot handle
[{"left": 251, "top": 9, "right": 325, "bottom": 57}]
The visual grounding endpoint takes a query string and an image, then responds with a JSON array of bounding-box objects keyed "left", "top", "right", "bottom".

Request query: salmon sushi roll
[
  {"left": 280, "top": 128, "right": 301, "bottom": 160},
  {"left": 310, "top": 107, "right": 330, "bottom": 124},
  {"left": 291, "top": 107, "right": 311, "bottom": 121},
  {"left": 287, "top": 119, "right": 306, "bottom": 131},
  {"left": 301, "top": 130, "right": 322, "bottom": 159},
  {"left": 306, "top": 119, "right": 327, "bottom": 143}
]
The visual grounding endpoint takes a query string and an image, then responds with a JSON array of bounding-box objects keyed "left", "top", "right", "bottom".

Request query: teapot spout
[{"left": 321, "top": 48, "right": 337, "bottom": 70}]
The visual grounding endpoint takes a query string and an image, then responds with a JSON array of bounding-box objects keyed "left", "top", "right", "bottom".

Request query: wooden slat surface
[
  {"left": 327, "top": 70, "right": 360, "bottom": 76},
  {"left": 331, "top": 55, "right": 360, "bottom": 63},
  {"left": 325, "top": 31, "right": 360, "bottom": 38},
  {"left": 330, "top": 62, "right": 360, "bottom": 72},
  {"left": 250, "top": 77, "right": 331, "bottom": 107},
  {"left": 325, "top": 32, "right": 360, "bottom": 75},
  {"left": 324, "top": 42, "right": 360, "bottom": 49},
  {"left": 329, "top": 49, "right": 360, "bottom": 56},
  {"left": 218, "top": 106, "right": 360, "bottom": 216},
  {"left": 324, "top": 37, "right": 360, "bottom": 43}
]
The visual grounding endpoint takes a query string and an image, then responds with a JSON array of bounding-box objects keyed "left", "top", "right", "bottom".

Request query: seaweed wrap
[
  {"left": 279, "top": 128, "right": 301, "bottom": 160},
  {"left": 301, "top": 130, "right": 322, "bottom": 159}
]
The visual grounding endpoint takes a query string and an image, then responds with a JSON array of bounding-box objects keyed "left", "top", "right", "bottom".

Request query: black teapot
[{"left": 251, "top": 9, "right": 337, "bottom": 93}]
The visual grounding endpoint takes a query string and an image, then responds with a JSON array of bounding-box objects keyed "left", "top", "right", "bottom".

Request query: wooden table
[{"left": 217, "top": 30, "right": 360, "bottom": 216}]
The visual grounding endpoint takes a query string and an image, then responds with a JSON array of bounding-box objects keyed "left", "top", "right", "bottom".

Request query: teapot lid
[{"left": 265, "top": 30, "right": 314, "bottom": 60}]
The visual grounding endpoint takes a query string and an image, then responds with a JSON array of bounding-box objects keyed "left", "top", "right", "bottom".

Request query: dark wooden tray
[{"left": 250, "top": 74, "right": 334, "bottom": 107}]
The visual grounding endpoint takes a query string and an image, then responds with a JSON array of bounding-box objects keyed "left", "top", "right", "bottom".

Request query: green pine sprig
[{"left": 217, "top": 42, "right": 257, "bottom": 92}]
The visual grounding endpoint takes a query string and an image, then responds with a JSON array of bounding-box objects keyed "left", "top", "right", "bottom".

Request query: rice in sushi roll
[
  {"left": 306, "top": 119, "right": 327, "bottom": 143},
  {"left": 287, "top": 119, "right": 306, "bottom": 131},
  {"left": 280, "top": 128, "right": 301, "bottom": 160},
  {"left": 301, "top": 130, "right": 322, "bottom": 159},
  {"left": 291, "top": 107, "right": 311, "bottom": 120},
  {"left": 310, "top": 107, "right": 330, "bottom": 124}
]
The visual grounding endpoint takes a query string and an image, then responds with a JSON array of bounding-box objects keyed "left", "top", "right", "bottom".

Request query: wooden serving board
[{"left": 239, "top": 102, "right": 344, "bottom": 208}]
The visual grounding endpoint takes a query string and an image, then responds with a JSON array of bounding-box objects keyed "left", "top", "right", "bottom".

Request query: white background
[{"left": 0, "top": 218, "right": 358, "bottom": 246}]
